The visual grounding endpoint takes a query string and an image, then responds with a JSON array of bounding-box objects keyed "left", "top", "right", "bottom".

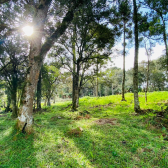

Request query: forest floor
[{"left": 0, "top": 92, "right": 168, "bottom": 168}]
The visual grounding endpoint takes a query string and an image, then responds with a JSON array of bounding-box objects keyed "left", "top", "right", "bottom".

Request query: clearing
[{"left": 0, "top": 92, "right": 168, "bottom": 168}]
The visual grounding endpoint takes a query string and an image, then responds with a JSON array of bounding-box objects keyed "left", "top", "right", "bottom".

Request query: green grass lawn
[{"left": 0, "top": 92, "right": 168, "bottom": 168}]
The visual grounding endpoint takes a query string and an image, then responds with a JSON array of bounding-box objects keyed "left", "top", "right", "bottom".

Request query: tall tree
[
  {"left": 133, "top": 0, "right": 140, "bottom": 112},
  {"left": 52, "top": 1, "right": 116, "bottom": 111},
  {"left": 143, "top": 0, "right": 168, "bottom": 71},
  {"left": 118, "top": 0, "right": 132, "bottom": 101},
  {"left": 0, "top": 35, "right": 28, "bottom": 117},
  {"left": 144, "top": 40, "right": 153, "bottom": 102},
  {"left": 16, "top": 0, "right": 88, "bottom": 133}
]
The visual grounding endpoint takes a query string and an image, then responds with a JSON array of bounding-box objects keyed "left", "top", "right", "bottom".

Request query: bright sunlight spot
[{"left": 22, "top": 26, "right": 34, "bottom": 36}]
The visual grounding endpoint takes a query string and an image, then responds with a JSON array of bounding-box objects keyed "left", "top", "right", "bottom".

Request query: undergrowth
[{"left": 0, "top": 91, "right": 168, "bottom": 167}]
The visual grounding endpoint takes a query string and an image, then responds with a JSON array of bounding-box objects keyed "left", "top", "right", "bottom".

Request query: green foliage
[
  {"left": 41, "top": 64, "right": 60, "bottom": 105},
  {"left": 92, "top": 24, "right": 115, "bottom": 49},
  {"left": 144, "top": 0, "right": 168, "bottom": 39},
  {"left": 1, "top": 92, "right": 168, "bottom": 167}
]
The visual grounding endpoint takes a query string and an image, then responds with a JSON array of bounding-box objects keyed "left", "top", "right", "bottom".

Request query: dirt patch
[
  {"left": 95, "top": 118, "right": 118, "bottom": 125},
  {"left": 75, "top": 114, "right": 90, "bottom": 120}
]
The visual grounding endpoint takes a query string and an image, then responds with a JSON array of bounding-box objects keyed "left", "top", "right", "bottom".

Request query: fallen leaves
[{"left": 75, "top": 114, "right": 91, "bottom": 120}]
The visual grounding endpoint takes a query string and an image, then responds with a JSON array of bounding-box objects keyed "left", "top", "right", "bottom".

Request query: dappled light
[
  {"left": 1, "top": 0, "right": 168, "bottom": 167},
  {"left": 1, "top": 92, "right": 168, "bottom": 167}
]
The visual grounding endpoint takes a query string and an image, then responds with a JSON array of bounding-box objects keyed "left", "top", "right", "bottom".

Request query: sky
[{"left": 112, "top": 44, "right": 165, "bottom": 70}]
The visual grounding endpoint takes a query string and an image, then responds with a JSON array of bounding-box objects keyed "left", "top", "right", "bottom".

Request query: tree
[
  {"left": 0, "top": 0, "right": 11, "bottom": 5},
  {"left": 52, "top": 2, "right": 116, "bottom": 111},
  {"left": 133, "top": 0, "right": 140, "bottom": 112},
  {"left": 103, "top": 67, "right": 122, "bottom": 95},
  {"left": 0, "top": 35, "right": 28, "bottom": 118},
  {"left": 15, "top": 0, "right": 89, "bottom": 133},
  {"left": 42, "top": 65, "right": 60, "bottom": 106},
  {"left": 150, "top": 59, "right": 166, "bottom": 91},
  {"left": 69, "top": 4, "right": 115, "bottom": 110},
  {"left": 118, "top": 0, "right": 132, "bottom": 101},
  {"left": 143, "top": 0, "right": 168, "bottom": 71},
  {"left": 144, "top": 40, "right": 153, "bottom": 102}
]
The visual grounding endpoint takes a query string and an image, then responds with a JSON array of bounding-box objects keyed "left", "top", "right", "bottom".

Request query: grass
[{"left": 0, "top": 91, "right": 168, "bottom": 167}]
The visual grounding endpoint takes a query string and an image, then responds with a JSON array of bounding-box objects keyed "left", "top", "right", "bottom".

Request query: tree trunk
[
  {"left": 133, "top": 0, "right": 140, "bottom": 113},
  {"left": 44, "top": 99, "right": 47, "bottom": 106},
  {"left": 5, "top": 89, "right": 11, "bottom": 112},
  {"left": 111, "top": 83, "right": 113, "bottom": 95},
  {"left": 11, "top": 87, "right": 17, "bottom": 118},
  {"left": 47, "top": 97, "right": 51, "bottom": 106},
  {"left": 37, "top": 70, "right": 42, "bottom": 109},
  {"left": 17, "top": 89, "right": 21, "bottom": 109},
  {"left": 96, "top": 59, "right": 98, "bottom": 97},
  {"left": 160, "top": 16, "right": 168, "bottom": 72},
  {"left": 121, "top": 21, "right": 126, "bottom": 101},
  {"left": 53, "top": 96, "right": 55, "bottom": 104},
  {"left": 72, "top": 60, "right": 80, "bottom": 111},
  {"left": 72, "top": 75, "right": 79, "bottom": 111},
  {"left": 11, "top": 64, "right": 18, "bottom": 118},
  {"left": 17, "top": 5, "right": 49, "bottom": 134},
  {"left": 145, "top": 43, "right": 150, "bottom": 103},
  {"left": 72, "top": 25, "right": 79, "bottom": 111},
  {"left": 105, "top": 86, "right": 107, "bottom": 96}
]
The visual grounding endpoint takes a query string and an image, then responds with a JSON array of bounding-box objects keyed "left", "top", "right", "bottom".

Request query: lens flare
[{"left": 22, "top": 26, "right": 34, "bottom": 36}]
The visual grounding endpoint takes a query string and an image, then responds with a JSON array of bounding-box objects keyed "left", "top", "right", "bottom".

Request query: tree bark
[
  {"left": 5, "top": 89, "right": 11, "bottom": 112},
  {"left": 72, "top": 70, "right": 79, "bottom": 111},
  {"left": 72, "top": 25, "right": 80, "bottom": 111},
  {"left": 121, "top": 21, "right": 126, "bottom": 101},
  {"left": 47, "top": 96, "right": 51, "bottom": 106},
  {"left": 145, "top": 43, "right": 150, "bottom": 103},
  {"left": 72, "top": 26, "right": 77, "bottom": 110},
  {"left": 158, "top": 15, "right": 168, "bottom": 72},
  {"left": 111, "top": 83, "right": 113, "bottom": 95},
  {"left": 37, "top": 70, "right": 41, "bottom": 109},
  {"left": 11, "top": 86, "right": 17, "bottom": 118},
  {"left": 133, "top": 0, "right": 140, "bottom": 112},
  {"left": 11, "top": 67, "right": 18, "bottom": 118},
  {"left": 96, "top": 59, "right": 98, "bottom": 97}
]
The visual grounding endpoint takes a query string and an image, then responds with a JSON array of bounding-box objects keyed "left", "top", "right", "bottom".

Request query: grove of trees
[{"left": 0, "top": 0, "right": 168, "bottom": 134}]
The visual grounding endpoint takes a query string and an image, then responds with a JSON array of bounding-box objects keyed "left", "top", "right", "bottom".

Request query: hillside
[{"left": 0, "top": 92, "right": 168, "bottom": 167}]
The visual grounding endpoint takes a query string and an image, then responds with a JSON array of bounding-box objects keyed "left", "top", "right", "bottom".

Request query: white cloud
[{"left": 113, "top": 44, "right": 165, "bottom": 70}]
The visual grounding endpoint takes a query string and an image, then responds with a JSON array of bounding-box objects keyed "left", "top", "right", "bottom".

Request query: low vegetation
[{"left": 0, "top": 92, "right": 168, "bottom": 167}]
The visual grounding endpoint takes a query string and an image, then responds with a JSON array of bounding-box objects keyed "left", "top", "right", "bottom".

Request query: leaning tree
[{"left": 0, "top": 0, "right": 90, "bottom": 134}]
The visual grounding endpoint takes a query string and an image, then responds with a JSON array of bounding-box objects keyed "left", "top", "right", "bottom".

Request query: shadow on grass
[
  {"left": 47, "top": 117, "right": 123, "bottom": 167},
  {"left": 0, "top": 126, "right": 36, "bottom": 168},
  {"left": 55, "top": 115, "right": 168, "bottom": 168},
  {"left": 1, "top": 101, "right": 167, "bottom": 168},
  {"left": 61, "top": 124, "right": 129, "bottom": 168}
]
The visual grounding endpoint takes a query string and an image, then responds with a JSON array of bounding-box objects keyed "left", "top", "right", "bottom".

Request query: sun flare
[{"left": 22, "top": 26, "right": 34, "bottom": 36}]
